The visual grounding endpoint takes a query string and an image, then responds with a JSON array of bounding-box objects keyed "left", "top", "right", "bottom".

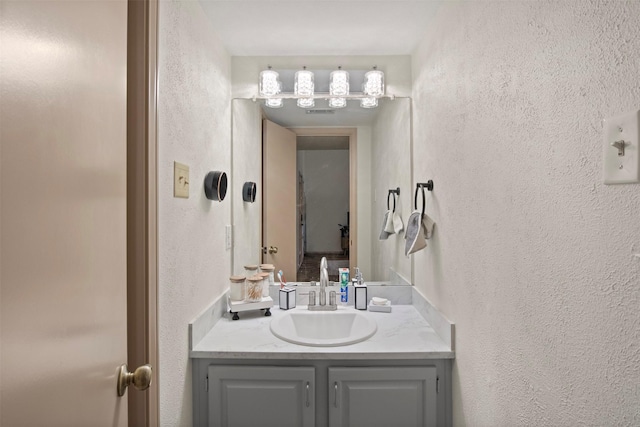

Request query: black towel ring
[
  {"left": 387, "top": 187, "right": 400, "bottom": 212},
  {"left": 414, "top": 180, "right": 434, "bottom": 217}
]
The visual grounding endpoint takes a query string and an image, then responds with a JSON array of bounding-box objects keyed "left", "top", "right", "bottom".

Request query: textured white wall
[
  {"left": 299, "top": 149, "right": 350, "bottom": 252},
  {"left": 356, "top": 126, "right": 373, "bottom": 279},
  {"left": 231, "top": 100, "right": 263, "bottom": 275},
  {"left": 158, "top": 1, "right": 231, "bottom": 425},
  {"left": 371, "top": 98, "right": 412, "bottom": 282},
  {"left": 412, "top": 1, "right": 640, "bottom": 425}
]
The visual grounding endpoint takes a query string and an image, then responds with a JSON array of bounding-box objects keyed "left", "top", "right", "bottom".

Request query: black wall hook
[
  {"left": 414, "top": 180, "right": 434, "bottom": 216},
  {"left": 387, "top": 187, "right": 400, "bottom": 212},
  {"left": 416, "top": 180, "right": 434, "bottom": 191}
]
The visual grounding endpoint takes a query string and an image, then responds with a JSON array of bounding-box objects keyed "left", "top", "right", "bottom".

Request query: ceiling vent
[{"left": 305, "top": 109, "right": 335, "bottom": 115}]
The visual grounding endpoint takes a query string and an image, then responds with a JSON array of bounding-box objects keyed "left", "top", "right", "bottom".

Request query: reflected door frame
[{"left": 289, "top": 127, "right": 358, "bottom": 274}]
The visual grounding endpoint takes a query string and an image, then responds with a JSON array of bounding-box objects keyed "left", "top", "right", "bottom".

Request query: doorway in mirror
[
  {"left": 298, "top": 252, "right": 349, "bottom": 282},
  {"left": 296, "top": 135, "right": 350, "bottom": 282}
]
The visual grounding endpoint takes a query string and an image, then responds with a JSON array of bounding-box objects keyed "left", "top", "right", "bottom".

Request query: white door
[
  {"left": 263, "top": 119, "right": 298, "bottom": 281},
  {"left": 1, "top": 1, "right": 129, "bottom": 426}
]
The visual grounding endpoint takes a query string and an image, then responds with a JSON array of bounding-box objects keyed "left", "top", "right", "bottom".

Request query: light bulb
[
  {"left": 294, "top": 67, "right": 314, "bottom": 97},
  {"left": 330, "top": 67, "right": 349, "bottom": 96},
  {"left": 259, "top": 68, "right": 280, "bottom": 97},
  {"left": 329, "top": 97, "right": 347, "bottom": 108},
  {"left": 297, "top": 97, "right": 315, "bottom": 108},
  {"left": 363, "top": 67, "right": 384, "bottom": 97}
]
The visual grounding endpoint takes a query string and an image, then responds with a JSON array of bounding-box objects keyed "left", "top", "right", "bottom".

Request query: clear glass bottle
[
  {"left": 229, "top": 275, "right": 246, "bottom": 301},
  {"left": 258, "top": 272, "right": 270, "bottom": 297},
  {"left": 245, "top": 275, "right": 263, "bottom": 302},
  {"left": 259, "top": 264, "right": 275, "bottom": 286},
  {"left": 244, "top": 264, "right": 258, "bottom": 278}
]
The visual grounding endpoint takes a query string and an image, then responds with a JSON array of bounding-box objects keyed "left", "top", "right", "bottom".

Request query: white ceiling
[{"left": 199, "top": 1, "right": 442, "bottom": 56}]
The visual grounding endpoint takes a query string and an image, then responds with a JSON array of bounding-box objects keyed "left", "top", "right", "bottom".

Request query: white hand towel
[
  {"left": 379, "top": 211, "right": 391, "bottom": 240},
  {"left": 423, "top": 214, "right": 435, "bottom": 240},
  {"left": 404, "top": 211, "right": 435, "bottom": 256},
  {"left": 393, "top": 211, "right": 404, "bottom": 234},
  {"left": 384, "top": 209, "right": 395, "bottom": 234}
]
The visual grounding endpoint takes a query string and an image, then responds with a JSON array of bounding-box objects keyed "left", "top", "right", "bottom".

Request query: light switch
[
  {"left": 174, "top": 161, "right": 190, "bottom": 198},
  {"left": 603, "top": 110, "right": 640, "bottom": 184}
]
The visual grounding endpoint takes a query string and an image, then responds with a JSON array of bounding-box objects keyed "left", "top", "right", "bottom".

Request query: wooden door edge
[{"left": 127, "top": 0, "right": 159, "bottom": 425}]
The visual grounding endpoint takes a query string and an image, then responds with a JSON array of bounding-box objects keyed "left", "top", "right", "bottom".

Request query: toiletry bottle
[
  {"left": 355, "top": 267, "right": 363, "bottom": 285},
  {"left": 339, "top": 268, "right": 349, "bottom": 304}
]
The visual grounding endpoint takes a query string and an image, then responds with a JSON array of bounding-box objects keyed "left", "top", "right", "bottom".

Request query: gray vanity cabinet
[
  {"left": 328, "top": 367, "right": 438, "bottom": 427},
  {"left": 194, "top": 359, "right": 451, "bottom": 427},
  {"left": 208, "top": 365, "right": 315, "bottom": 427}
]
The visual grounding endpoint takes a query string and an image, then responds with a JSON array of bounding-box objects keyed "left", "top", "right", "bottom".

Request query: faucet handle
[
  {"left": 308, "top": 290, "right": 316, "bottom": 306},
  {"left": 329, "top": 291, "right": 336, "bottom": 306}
]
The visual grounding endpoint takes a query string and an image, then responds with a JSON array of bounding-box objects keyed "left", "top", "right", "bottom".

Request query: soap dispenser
[{"left": 353, "top": 268, "right": 367, "bottom": 310}]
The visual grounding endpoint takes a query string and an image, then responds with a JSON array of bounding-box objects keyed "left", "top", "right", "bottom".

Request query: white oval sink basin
[{"left": 270, "top": 309, "right": 377, "bottom": 347}]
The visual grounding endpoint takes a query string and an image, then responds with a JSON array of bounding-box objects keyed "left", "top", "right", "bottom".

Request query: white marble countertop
[{"left": 191, "top": 304, "right": 454, "bottom": 360}]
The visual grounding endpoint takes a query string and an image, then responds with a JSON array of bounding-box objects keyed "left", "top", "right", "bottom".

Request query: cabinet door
[
  {"left": 209, "top": 365, "right": 315, "bottom": 427},
  {"left": 328, "top": 367, "right": 437, "bottom": 427}
]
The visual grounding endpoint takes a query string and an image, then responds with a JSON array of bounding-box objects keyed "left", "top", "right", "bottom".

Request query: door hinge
[
  {"left": 205, "top": 375, "right": 209, "bottom": 392},
  {"left": 436, "top": 376, "right": 439, "bottom": 394}
]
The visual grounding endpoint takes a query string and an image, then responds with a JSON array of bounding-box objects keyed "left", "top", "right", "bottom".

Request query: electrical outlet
[
  {"left": 603, "top": 110, "right": 639, "bottom": 184},
  {"left": 225, "top": 225, "right": 233, "bottom": 250},
  {"left": 174, "top": 162, "right": 189, "bottom": 198}
]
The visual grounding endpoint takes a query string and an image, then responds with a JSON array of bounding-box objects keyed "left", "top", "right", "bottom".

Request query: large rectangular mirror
[{"left": 231, "top": 97, "right": 413, "bottom": 284}]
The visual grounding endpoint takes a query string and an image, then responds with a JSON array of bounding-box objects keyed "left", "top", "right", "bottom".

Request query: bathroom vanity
[{"left": 190, "top": 285, "right": 454, "bottom": 427}]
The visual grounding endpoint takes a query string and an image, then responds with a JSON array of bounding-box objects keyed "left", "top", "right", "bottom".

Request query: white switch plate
[
  {"left": 603, "top": 110, "right": 640, "bottom": 184},
  {"left": 225, "top": 225, "right": 232, "bottom": 250},
  {"left": 174, "top": 161, "right": 190, "bottom": 198}
]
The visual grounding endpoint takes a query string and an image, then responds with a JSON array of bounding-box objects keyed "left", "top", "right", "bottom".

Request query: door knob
[
  {"left": 117, "top": 363, "right": 152, "bottom": 396},
  {"left": 269, "top": 246, "right": 278, "bottom": 254}
]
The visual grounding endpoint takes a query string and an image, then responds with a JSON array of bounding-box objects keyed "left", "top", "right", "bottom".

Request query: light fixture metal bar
[{"left": 253, "top": 92, "right": 394, "bottom": 100}]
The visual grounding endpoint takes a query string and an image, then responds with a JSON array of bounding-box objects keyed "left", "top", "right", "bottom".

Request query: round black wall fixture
[
  {"left": 242, "top": 182, "right": 257, "bottom": 203},
  {"left": 204, "top": 171, "right": 228, "bottom": 201}
]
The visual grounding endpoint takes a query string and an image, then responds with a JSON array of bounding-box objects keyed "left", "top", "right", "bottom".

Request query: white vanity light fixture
[
  {"left": 295, "top": 66, "right": 315, "bottom": 108},
  {"left": 265, "top": 81, "right": 283, "bottom": 108},
  {"left": 258, "top": 66, "right": 385, "bottom": 109},
  {"left": 360, "top": 93, "right": 378, "bottom": 108},
  {"left": 363, "top": 66, "right": 385, "bottom": 97},
  {"left": 259, "top": 66, "right": 283, "bottom": 108},
  {"left": 259, "top": 66, "right": 280, "bottom": 96},
  {"left": 360, "top": 82, "right": 378, "bottom": 108},
  {"left": 329, "top": 66, "right": 349, "bottom": 109},
  {"left": 361, "top": 66, "right": 383, "bottom": 108}
]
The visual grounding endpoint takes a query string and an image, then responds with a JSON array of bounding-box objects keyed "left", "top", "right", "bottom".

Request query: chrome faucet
[
  {"left": 308, "top": 257, "right": 337, "bottom": 311},
  {"left": 320, "top": 256, "right": 328, "bottom": 274}
]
